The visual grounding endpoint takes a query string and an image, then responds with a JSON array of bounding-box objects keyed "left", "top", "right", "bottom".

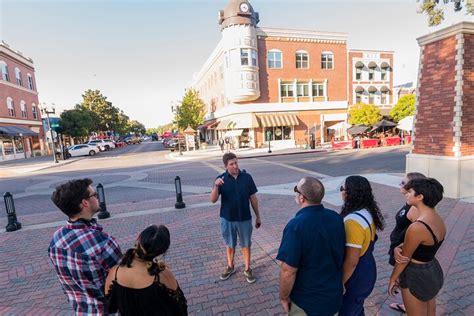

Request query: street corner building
[
  {"left": 193, "top": 0, "right": 394, "bottom": 150},
  {"left": 0, "top": 41, "right": 46, "bottom": 161}
]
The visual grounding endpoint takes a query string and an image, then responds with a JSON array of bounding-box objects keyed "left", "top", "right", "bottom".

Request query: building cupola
[{"left": 218, "top": 0, "right": 259, "bottom": 30}]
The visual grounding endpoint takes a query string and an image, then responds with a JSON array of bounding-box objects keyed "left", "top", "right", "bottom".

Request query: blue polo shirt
[
  {"left": 217, "top": 169, "right": 257, "bottom": 222},
  {"left": 276, "top": 204, "right": 345, "bottom": 316}
]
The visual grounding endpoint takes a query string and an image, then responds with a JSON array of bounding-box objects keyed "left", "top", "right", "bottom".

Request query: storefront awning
[
  {"left": 0, "top": 125, "right": 38, "bottom": 137},
  {"left": 257, "top": 113, "right": 299, "bottom": 127},
  {"left": 224, "top": 129, "right": 244, "bottom": 137},
  {"left": 216, "top": 113, "right": 259, "bottom": 130},
  {"left": 198, "top": 119, "right": 217, "bottom": 130}
]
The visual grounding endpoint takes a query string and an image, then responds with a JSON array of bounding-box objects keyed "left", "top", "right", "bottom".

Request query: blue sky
[{"left": 1, "top": 0, "right": 471, "bottom": 128}]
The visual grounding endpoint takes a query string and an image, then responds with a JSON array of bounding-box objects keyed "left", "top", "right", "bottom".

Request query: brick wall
[
  {"left": 460, "top": 33, "right": 474, "bottom": 156},
  {"left": 413, "top": 36, "right": 457, "bottom": 156},
  {"left": 256, "top": 38, "right": 347, "bottom": 103}
]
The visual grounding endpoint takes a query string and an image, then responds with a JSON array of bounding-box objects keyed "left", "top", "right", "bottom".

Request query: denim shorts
[{"left": 220, "top": 218, "right": 252, "bottom": 248}]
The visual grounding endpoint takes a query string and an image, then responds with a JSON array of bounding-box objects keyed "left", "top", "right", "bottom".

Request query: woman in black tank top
[
  {"left": 388, "top": 178, "right": 446, "bottom": 316},
  {"left": 105, "top": 225, "right": 187, "bottom": 315}
]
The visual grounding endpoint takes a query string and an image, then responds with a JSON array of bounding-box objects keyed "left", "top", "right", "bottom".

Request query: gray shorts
[
  {"left": 220, "top": 218, "right": 252, "bottom": 248},
  {"left": 399, "top": 258, "right": 444, "bottom": 301}
]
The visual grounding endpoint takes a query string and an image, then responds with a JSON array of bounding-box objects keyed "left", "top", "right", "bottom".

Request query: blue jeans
[{"left": 220, "top": 218, "right": 252, "bottom": 248}]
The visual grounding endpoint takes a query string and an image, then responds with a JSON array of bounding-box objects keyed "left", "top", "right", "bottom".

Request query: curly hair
[
  {"left": 121, "top": 225, "right": 170, "bottom": 276},
  {"left": 404, "top": 178, "right": 444, "bottom": 208},
  {"left": 340, "top": 175, "right": 385, "bottom": 231},
  {"left": 51, "top": 178, "right": 93, "bottom": 217}
]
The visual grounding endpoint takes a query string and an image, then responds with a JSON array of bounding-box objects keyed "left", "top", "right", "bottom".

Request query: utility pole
[{"left": 40, "top": 104, "right": 58, "bottom": 163}]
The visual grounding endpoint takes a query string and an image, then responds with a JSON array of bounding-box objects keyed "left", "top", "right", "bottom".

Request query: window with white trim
[
  {"left": 312, "top": 83, "right": 324, "bottom": 97},
  {"left": 381, "top": 67, "right": 388, "bottom": 81},
  {"left": 381, "top": 91, "right": 388, "bottom": 104},
  {"left": 297, "top": 82, "right": 309, "bottom": 97},
  {"left": 296, "top": 51, "right": 309, "bottom": 69},
  {"left": 7, "top": 97, "right": 15, "bottom": 116},
  {"left": 267, "top": 50, "right": 282, "bottom": 69},
  {"left": 27, "top": 74, "right": 34, "bottom": 90},
  {"left": 356, "top": 91, "right": 363, "bottom": 103},
  {"left": 240, "top": 48, "right": 257, "bottom": 66},
  {"left": 321, "top": 52, "right": 334, "bottom": 69},
  {"left": 369, "top": 67, "right": 375, "bottom": 80},
  {"left": 20, "top": 100, "right": 27, "bottom": 118},
  {"left": 0, "top": 61, "right": 9, "bottom": 81},
  {"left": 280, "top": 82, "right": 294, "bottom": 97},
  {"left": 32, "top": 103, "right": 38, "bottom": 119},
  {"left": 356, "top": 67, "right": 362, "bottom": 80},
  {"left": 369, "top": 91, "right": 375, "bottom": 104},
  {"left": 15, "top": 67, "right": 22, "bottom": 86}
]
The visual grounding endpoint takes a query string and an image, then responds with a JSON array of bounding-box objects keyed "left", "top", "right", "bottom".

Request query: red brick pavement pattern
[{"left": 0, "top": 184, "right": 472, "bottom": 315}]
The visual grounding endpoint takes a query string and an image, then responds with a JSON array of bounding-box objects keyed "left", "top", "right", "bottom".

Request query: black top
[
  {"left": 411, "top": 220, "right": 444, "bottom": 263},
  {"left": 388, "top": 204, "right": 412, "bottom": 266},
  {"left": 107, "top": 266, "right": 187, "bottom": 316}
]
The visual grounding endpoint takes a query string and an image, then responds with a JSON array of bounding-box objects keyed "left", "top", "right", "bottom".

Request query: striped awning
[{"left": 257, "top": 114, "right": 299, "bottom": 127}]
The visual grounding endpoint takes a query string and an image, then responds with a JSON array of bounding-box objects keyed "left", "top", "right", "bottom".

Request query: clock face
[{"left": 240, "top": 2, "right": 249, "bottom": 13}]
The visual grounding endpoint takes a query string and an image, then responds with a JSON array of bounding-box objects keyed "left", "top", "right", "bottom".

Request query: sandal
[{"left": 389, "top": 303, "right": 406, "bottom": 313}]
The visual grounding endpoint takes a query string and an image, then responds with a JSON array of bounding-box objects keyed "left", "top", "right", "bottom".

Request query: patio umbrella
[
  {"left": 371, "top": 119, "right": 397, "bottom": 132},
  {"left": 347, "top": 124, "right": 369, "bottom": 135},
  {"left": 397, "top": 116, "right": 414, "bottom": 131},
  {"left": 162, "top": 131, "right": 173, "bottom": 138}
]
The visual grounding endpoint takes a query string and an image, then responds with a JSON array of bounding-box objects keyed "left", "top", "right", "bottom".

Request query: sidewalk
[{"left": 0, "top": 155, "right": 84, "bottom": 177}]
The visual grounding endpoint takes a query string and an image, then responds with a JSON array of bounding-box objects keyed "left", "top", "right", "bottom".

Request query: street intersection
[{"left": 0, "top": 143, "right": 472, "bottom": 315}]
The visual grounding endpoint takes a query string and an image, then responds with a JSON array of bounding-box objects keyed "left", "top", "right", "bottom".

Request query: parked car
[
  {"left": 151, "top": 133, "right": 158, "bottom": 141},
  {"left": 124, "top": 135, "right": 141, "bottom": 144},
  {"left": 167, "top": 138, "right": 186, "bottom": 152},
  {"left": 68, "top": 144, "right": 99, "bottom": 157},
  {"left": 87, "top": 139, "right": 116, "bottom": 151}
]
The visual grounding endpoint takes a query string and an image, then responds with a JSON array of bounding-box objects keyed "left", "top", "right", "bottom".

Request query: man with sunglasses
[
  {"left": 277, "top": 177, "right": 346, "bottom": 315},
  {"left": 48, "top": 178, "right": 122, "bottom": 315}
]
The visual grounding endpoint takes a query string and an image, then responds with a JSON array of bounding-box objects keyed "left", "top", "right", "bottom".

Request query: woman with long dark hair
[
  {"left": 105, "top": 225, "right": 187, "bottom": 315},
  {"left": 339, "top": 175, "right": 385, "bottom": 315}
]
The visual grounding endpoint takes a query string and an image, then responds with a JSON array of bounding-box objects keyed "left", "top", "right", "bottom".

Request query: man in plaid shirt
[{"left": 48, "top": 178, "right": 122, "bottom": 315}]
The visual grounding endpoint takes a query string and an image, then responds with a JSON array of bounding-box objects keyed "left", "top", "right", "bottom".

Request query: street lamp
[
  {"left": 96, "top": 183, "right": 110, "bottom": 219},
  {"left": 40, "top": 103, "right": 58, "bottom": 163},
  {"left": 4, "top": 192, "right": 22, "bottom": 232},
  {"left": 174, "top": 176, "right": 185, "bottom": 209}
]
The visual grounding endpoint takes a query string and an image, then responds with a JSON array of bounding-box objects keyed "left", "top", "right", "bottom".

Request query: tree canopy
[
  {"left": 60, "top": 108, "right": 96, "bottom": 138},
  {"left": 174, "top": 89, "right": 206, "bottom": 130},
  {"left": 390, "top": 94, "right": 415, "bottom": 122},
  {"left": 348, "top": 103, "right": 382, "bottom": 125},
  {"left": 419, "top": 0, "right": 474, "bottom": 26},
  {"left": 128, "top": 120, "right": 146, "bottom": 135}
]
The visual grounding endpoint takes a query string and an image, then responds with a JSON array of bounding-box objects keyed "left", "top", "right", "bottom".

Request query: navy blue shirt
[
  {"left": 276, "top": 205, "right": 345, "bottom": 316},
  {"left": 217, "top": 169, "right": 257, "bottom": 222}
]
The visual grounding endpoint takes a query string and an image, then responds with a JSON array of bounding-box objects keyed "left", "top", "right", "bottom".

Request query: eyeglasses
[
  {"left": 87, "top": 192, "right": 98, "bottom": 199},
  {"left": 294, "top": 185, "right": 306, "bottom": 199},
  {"left": 339, "top": 186, "right": 346, "bottom": 192}
]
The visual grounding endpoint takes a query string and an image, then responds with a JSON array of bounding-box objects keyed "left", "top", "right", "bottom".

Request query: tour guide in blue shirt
[
  {"left": 277, "top": 177, "right": 345, "bottom": 315},
  {"left": 210, "top": 152, "right": 262, "bottom": 284}
]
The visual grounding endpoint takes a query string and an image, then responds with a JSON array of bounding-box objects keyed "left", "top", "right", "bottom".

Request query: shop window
[{"left": 265, "top": 126, "right": 292, "bottom": 141}]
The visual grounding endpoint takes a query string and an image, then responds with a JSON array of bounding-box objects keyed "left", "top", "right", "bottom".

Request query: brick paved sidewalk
[{"left": 0, "top": 183, "right": 472, "bottom": 315}]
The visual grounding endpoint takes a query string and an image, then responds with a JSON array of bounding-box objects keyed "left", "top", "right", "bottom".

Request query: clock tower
[{"left": 218, "top": 1, "right": 260, "bottom": 102}]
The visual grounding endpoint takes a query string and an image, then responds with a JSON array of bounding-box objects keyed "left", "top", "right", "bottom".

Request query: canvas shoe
[
  {"left": 220, "top": 265, "right": 235, "bottom": 280},
  {"left": 244, "top": 268, "right": 256, "bottom": 283}
]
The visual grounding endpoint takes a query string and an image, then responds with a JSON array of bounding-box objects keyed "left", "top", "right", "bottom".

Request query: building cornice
[
  {"left": 192, "top": 40, "right": 223, "bottom": 86},
  {"left": 349, "top": 49, "right": 395, "bottom": 54},
  {"left": 0, "top": 80, "right": 39, "bottom": 95},
  {"left": 0, "top": 118, "right": 43, "bottom": 126},
  {"left": 417, "top": 21, "right": 474, "bottom": 46},
  {"left": 257, "top": 27, "right": 347, "bottom": 44},
  {"left": 0, "top": 41, "right": 35, "bottom": 68}
]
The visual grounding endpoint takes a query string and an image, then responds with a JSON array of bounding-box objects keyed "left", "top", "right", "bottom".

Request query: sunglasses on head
[
  {"left": 294, "top": 185, "right": 307, "bottom": 199},
  {"left": 399, "top": 181, "right": 406, "bottom": 187},
  {"left": 339, "top": 186, "right": 346, "bottom": 192}
]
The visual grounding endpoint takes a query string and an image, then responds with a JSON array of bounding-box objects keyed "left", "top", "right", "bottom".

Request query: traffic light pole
[{"left": 45, "top": 110, "right": 58, "bottom": 163}]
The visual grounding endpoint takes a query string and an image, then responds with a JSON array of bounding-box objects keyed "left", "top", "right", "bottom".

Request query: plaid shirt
[{"left": 48, "top": 218, "right": 122, "bottom": 315}]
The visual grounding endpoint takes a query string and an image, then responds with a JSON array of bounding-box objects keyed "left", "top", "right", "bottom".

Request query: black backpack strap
[{"left": 353, "top": 211, "right": 373, "bottom": 236}]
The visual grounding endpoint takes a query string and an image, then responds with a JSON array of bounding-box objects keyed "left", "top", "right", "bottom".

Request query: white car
[
  {"left": 68, "top": 144, "right": 99, "bottom": 157},
  {"left": 87, "top": 139, "right": 116, "bottom": 151}
]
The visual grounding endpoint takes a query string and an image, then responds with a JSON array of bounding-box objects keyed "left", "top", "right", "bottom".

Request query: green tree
[
  {"left": 79, "top": 89, "right": 119, "bottom": 131},
  {"left": 174, "top": 89, "right": 206, "bottom": 130},
  {"left": 60, "top": 108, "right": 96, "bottom": 139},
  {"left": 418, "top": 0, "right": 473, "bottom": 26},
  {"left": 348, "top": 103, "right": 382, "bottom": 125},
  {"left": 390, "top": 94, "right": 416, "bottom": 122},
  {"left": 128, "top": 120, "right": 146, "bottom": 135}
]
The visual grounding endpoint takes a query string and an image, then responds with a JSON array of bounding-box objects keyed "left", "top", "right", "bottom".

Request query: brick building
[
  {"left": 194, "top": 0, "right": 394, "bottom": 149},
  {"left": 0, "top": 41, "right": 45, "bottom": 161},
  {"left": 407, "top": 21, "right": 473, "bottom": 199}
]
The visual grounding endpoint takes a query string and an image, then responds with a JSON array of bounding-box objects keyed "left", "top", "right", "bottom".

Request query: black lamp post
[
  {"left": 4, "top": 192, "right": 22, "bottom": 232},
  {"left": 178, "top": 138, "right": 183, "bottom": 156},
  {"left": 267, "top": 130, "right": 272, "bottom": 153},
  {"left": 96, "top": 183, "right": 110, "bottom": 219},
  {"left": 174, "top": 176, "right": 186, "bottom": 209}
]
